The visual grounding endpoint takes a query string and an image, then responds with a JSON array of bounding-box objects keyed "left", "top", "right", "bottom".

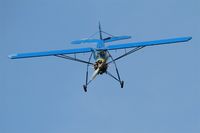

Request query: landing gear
[
  {"left": 120, "top": 81, "right": 124, "bottom": 88},
  {"left": 106, "top": 51, "right": 125, "bottom": 89},
  {"left": 83, "top": 85, "right": 87, "bottom": 92},
  {"left": 106, "top": 71, "right": 124, "bottom": 89},
  {"left": 83, "top": 53, "right": 93, "bottom": 92}
]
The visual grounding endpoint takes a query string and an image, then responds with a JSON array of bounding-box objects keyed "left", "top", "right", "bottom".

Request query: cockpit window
[{"left": 97, "top": 51, "right": 106, "bottom": 58}]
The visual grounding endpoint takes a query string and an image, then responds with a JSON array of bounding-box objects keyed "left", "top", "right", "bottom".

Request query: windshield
[{"left": 96, "top": 51, "right": 107, "bottom": 59}]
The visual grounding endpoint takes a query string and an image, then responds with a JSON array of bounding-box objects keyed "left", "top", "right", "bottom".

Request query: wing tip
[
  {"left": 71, "top": 40, "right": 81, "bottom": 44},
  {"left": 187, "top": 36, "right": 192, "bottom": 41},
  {"left": 8, "top": 54, "right": 17, "bottom": 59}
]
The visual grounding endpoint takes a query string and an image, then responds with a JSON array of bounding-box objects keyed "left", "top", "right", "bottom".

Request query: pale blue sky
[{"left": 1, "top": 0, "right": 200, "bottom": 133}]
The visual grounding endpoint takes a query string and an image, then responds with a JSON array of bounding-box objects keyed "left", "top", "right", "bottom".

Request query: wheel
[
  {"left": 83, "top": 85, "right": 87, "bottom": 92},
  {"left": 120, "top": 81, "right": 124, "bottom": 88}
]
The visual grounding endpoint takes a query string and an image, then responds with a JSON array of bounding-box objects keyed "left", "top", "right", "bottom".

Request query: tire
[
  {"left": 83, "top": 85, "right": 87, "bottom": 92},
  {"left": 120, "top": 81, "right": 124, "bottom": 88}
]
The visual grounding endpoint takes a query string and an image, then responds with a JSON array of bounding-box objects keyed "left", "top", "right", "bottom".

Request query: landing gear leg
[
  {"left": 106, "top": 71, "right": 124, "bottom": 88},
  {"left": 107, "top": 51, "right": 124, "bottom": 88},
  {"left": 83, "top": 53, "right": 93, "bottom": 92}
]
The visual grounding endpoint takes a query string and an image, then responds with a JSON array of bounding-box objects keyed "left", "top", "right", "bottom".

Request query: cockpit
[
  {"left": 96, "top": 51, "right": 108, "bottom": 59},
  {"left": 93, "top": 51, "right": 108, "bottom": 74}
]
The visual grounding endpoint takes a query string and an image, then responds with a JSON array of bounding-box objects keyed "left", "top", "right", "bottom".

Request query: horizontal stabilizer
[
  {"left": 71, "top": 39, "right": 101, "bottom": 44},
  {"left": 103, "top": 36, "right": 131, "bottom": 43},
  {"left": 71, "top": 36, "right": 131, "bottom": 44}
]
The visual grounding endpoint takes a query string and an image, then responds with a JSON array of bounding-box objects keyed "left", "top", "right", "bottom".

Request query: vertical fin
[
  {"left": 99, "top": 21, "right": 103, "bottom": 40},
  {"left": 97, "top": 21, "right": 105, "bottom": 48}
]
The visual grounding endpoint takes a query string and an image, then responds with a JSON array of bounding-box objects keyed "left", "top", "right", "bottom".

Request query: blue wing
[
  {"left": 105, "top": 37, "right": 192, "bottom": 50},
  {"left": 9, "top": 47, "right": 93, "bottom": 59}
]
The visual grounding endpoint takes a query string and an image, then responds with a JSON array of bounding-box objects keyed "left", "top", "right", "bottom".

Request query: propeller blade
[{"left": 91, "top": 68, "right": 100, "bottom": 80}]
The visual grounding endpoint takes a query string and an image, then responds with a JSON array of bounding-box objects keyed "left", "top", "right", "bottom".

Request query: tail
[{"left": 99, "top": 21, "right": 103, "bottom": 40}]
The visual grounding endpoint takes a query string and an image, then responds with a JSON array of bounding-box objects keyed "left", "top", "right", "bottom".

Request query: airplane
[{"left": 9, "top": 23, "right": 192, "bottom": 92}]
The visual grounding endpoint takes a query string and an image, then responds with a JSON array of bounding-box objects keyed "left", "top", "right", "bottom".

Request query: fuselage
[{"left": 93, "top": 50, "right": 109, "bottom": 74}]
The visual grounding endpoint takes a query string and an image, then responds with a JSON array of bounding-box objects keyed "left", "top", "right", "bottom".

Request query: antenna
[{"left": 99, "top": 21, "right": 103, "bottom": 40}]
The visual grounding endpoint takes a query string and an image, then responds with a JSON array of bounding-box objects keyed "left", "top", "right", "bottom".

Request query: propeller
[
  {"left": 91, "top": 68, "right": 100, "bottom": 80},
  {"left": 90, "top": 63, "right": 104, "bottom": 80}
]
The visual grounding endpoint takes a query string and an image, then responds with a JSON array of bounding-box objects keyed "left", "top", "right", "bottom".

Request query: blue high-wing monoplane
[{"left": 9, "top": 23, "right": 192, "bottom": 92}]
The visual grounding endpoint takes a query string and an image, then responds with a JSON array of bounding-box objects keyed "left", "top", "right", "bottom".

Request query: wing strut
[
  {"left": 55, "top": 54, "right": 94, "bottom": 65},
  {"left": 107, "top": 46, "right": 145, "bottom": 64}
]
